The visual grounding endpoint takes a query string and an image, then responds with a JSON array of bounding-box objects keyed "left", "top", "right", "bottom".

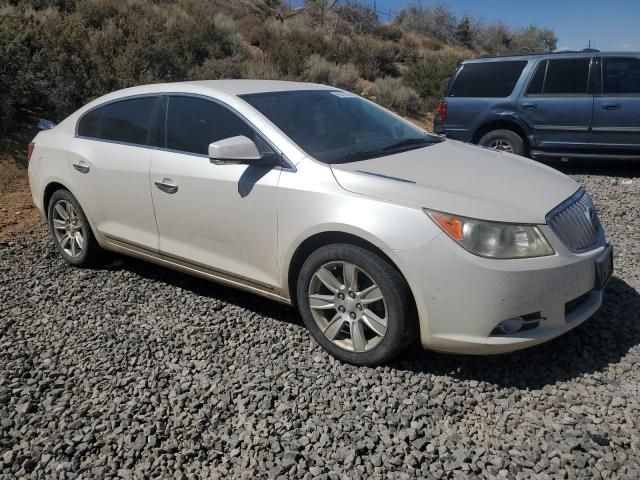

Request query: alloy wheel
[
  {"left": 52, "top": 199, "right": 85, "bottom": 258},
  {"left": 488, "top": 138, "right": 514, "bottom": 153},
  {"left": 308, "top": 261, "right": 388, "bottom": 352}
]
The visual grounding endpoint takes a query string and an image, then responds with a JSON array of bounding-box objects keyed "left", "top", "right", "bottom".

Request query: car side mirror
[{"left": 209, "top": 135, "right": 281, "bottom": 167}]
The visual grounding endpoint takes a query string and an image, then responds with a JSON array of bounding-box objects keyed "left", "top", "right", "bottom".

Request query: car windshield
[{"left": 240, "top": 90, "right": 443, "bottom": 164}]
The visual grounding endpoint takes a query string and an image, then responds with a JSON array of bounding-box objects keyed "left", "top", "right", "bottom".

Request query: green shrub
[
  {"left": 369, "top": 77, "right": 421, "bottom": 116},
  {"left": 304, "top": 54, "right": 359, "bottom": 90},
  {"left": 404, "top": 51, "right": 466, "bottom": 107}
]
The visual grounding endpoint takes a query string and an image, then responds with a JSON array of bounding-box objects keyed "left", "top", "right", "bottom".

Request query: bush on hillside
[
  {"left": 404, "top": 51, "right": 467, "bottom": 108},
  {"left": 304, "top": 54, "right": 359, "bottom": 90},
  {"left": 369, "top": 77, "right": 421, "bottom": 116}
]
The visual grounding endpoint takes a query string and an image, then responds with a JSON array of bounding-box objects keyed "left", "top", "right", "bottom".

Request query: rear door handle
[
  {"left": 602, "top": 103, "right": 621, "bottom": 110},
  {"left": 521, "top": 102, "right": 537, "bottom": 110},
  {"left": 154, "top": 178, "right": 179, "bottom": 194},
  {"left": 72, "top": 161, "right": 90, "bottom": 174}
]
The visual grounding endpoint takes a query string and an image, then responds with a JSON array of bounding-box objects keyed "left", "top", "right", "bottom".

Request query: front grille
[{"left": 547, "top": 188, "right": 603, "bottom": 253}]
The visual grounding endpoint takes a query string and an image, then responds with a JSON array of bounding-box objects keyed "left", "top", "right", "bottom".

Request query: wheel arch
[
  {"left": 41, "top": 179, "right": 102, "bottom": 247},
  {"left": 472, "top": 119, "right": 531, "bottom": 153},
  {"left": 286, "top": 231, "right": 416, "bottom": 312},
  {"left": 43, "top": 181, "right": 70, "bottom": 219}
]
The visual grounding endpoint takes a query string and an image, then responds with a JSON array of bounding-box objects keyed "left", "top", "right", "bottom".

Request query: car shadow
[
  {"left": 102, "top": 254, "right": 302, "bottom": 326},
  {"left": 104, "top": 254, "right": 639, "bottom": 388},
  {"left": 393, "top": 276, "right": 640, "bottom": 389},
  {"left": 538, "top": 156, "right": 640, "bottom": 177}
]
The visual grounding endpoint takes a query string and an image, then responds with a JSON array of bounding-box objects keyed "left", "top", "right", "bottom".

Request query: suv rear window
[{"left": 449, "top": 61, "right": 527, "bottom": 98}]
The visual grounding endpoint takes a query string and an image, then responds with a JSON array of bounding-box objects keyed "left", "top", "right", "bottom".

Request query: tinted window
[
  {"left": 543, "top": 58, "right": 590, "bottom": 94},
  {"left": 99, "top": 97, "right": 158, "bottom": 145},
  {"left": 526, "top": 60, "right": 547, "bottom": 95},
  {"left": 242, "top": 90, "right": 441, "bottom": 164},
  {"left": 603, "top": 57, "right": 640, "bottom": 94},
  {"left": 449, "top": 61, "right": 527, "bottom": 97},
  {"left": 78, "top": 108, "right": 100, "bottom": 137},
  {"left": 165, "top": 96, "right": 254, "bottom": 155}
]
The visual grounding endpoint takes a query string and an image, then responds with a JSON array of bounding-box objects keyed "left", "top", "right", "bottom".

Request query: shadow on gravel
[
  {"left": 539, "top": 157, "right": 640, "bottom": 177},
  {"left": 110, "top": 251, "right": 640, "bottom": 389},
  {"left": 106, "top": 254, "right": 302, "bottom": 326},
  {"left": 395, "top": 276, "right": 640, "bottom": 389}
]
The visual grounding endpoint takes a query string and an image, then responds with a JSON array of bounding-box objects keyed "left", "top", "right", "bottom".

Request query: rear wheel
[
  {"left": 479, "top": 129, "right": 526, "bottom": 156},
  {"left": 297, "top": 243, "right": 416, "bottom": 366},
  {"left": 47, "top": 189, "right": 103, "bottom": 267}
]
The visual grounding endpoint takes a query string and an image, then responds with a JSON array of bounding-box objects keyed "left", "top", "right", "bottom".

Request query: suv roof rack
[{"left": 476, "top": 48, "right": 600, "bottom": 60}]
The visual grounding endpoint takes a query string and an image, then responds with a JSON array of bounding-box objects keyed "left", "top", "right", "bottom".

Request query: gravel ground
[{"left": 1, "top": 161, "right": 639, "bottom": 479}]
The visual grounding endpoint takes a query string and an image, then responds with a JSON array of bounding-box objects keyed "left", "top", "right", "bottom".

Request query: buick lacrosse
[{"left": 28, "top": 80, "right": 613, "bottom": 365}]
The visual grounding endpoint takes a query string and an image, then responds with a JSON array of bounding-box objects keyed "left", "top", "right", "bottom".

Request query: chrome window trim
[{"left": 74, "top": 91, "right": 297, "bottom": 172}]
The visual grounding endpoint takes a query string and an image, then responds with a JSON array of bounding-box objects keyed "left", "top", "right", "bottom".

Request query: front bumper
[{"left": 395, "top": 228, "right": 608, "bottom": 355}]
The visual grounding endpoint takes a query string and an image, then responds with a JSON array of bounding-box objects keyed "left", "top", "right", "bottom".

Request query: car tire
[
  {"left": 479, "top": 129, "right": 526, "bottom": 156},
  {"left": 47, "top": 189, "right": 103, "bottom": 267},
  {"left": 297, "top": 243, "right": 416, "bottom": 366}
]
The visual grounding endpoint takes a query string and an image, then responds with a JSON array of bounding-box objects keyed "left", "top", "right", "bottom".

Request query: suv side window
[
  {"left": 528, "top": 58, "right": 591, "bottom": 95},
  {"left": 77, "top": 96, "right": 159, "bottom": 145},
  {"left": 164, "top": 96, "right": 254, "bottom": 155},
  {"left": 449, "top": 61, "right": 527, "bottom": 98},
  {"left": 602, "top": 57, "right": 640, "bottom": 94}
]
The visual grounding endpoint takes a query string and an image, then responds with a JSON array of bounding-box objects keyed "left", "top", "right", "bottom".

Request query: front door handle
[
  {"left": 72, "top": 161, "right": 90, "bottom": 174},
  {"left": 154, "top": 178, "right": 179, "bottom": 194},
  {"left": 521, "top": 102, "right": 537, "bottom": 110},
  {"left": 602, "top": 103, "right": 621, "bottom": 110}
]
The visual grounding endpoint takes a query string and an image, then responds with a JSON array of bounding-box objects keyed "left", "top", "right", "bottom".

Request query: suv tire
[
  {"left": 297, "top": 243, "right": 416, "bottom": 366},
  {"left": 479, "top": 129, "right": 526, "bottom": 156}
]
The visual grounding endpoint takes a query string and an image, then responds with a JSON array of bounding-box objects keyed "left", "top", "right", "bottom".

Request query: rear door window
[
  {"left": 164, "top": 96, "right": 254, "bottom": 155},
  {"left": 602, "top": 57, "right": 640, "bottom": 94},
  {"left": 449, "top": 61, "right": 527, "bottom": 97},
  {"left": 538, "top": 58, "right": 591, "bottom": 95},
  {"left": 78, "top": 96, "right": 160, "bottom": 146}
]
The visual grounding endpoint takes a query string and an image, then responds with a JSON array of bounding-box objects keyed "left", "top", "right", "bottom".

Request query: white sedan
[{"left": 27, "top": 80, "right": 613, "bottom": 365}]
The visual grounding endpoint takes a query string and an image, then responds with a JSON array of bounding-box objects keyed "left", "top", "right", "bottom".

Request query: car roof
[
  {"left": 463, "top": 51, "right": 640, "bottom": 64},
  {"left": 99, "top": 80, "right": 336, "bottom": 101}
]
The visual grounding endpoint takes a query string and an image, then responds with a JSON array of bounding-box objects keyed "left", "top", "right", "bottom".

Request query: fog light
[{"left": 497, "top": 317, "right": 524, "bottom": 334}]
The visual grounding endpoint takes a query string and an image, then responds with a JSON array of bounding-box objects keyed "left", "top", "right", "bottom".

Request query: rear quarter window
[{"left": 449, "top": 61, "right": 527, "bottom": 98}]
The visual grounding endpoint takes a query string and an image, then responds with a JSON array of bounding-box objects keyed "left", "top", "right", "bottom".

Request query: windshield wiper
[
  {"left": 381, "top": 137, "right": 439, "bottom": 152},
  {"left": 335, "top": 137, "right": 441, "bottom": 164}
]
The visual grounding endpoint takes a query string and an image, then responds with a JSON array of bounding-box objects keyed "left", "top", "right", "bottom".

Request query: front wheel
[
  {"left": 478, "top": 129, "right": 526, "bottom": 156},
  {"left": 296, "top": 244, "right": 416, "bottom": 366}
]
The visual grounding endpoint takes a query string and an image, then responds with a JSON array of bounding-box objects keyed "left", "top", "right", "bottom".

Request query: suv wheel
[
  {"left": 479, "top": 129, "right": 526, "bottom": 156},
  {"left": 48, "top": 189, "right": 103, "bottom": 267},
  {"left": 297, "top": 243, "right": 416, "bottom": 366}
]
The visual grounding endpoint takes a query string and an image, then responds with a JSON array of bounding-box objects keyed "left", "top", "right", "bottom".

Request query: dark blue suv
[{"left": 433, "top": 51, "right": 640, "bottom": 159}]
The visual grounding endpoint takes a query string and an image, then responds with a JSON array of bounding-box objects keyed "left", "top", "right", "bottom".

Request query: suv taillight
[
  {"left": 436, "top": 100, "right": 447, "bottom": 123},
  {"left": 27, "top": 142, "right": 35, "bottom": 162}
]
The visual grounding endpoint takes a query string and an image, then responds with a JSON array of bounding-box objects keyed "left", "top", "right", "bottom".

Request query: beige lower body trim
[{"left": 101, "top": 234, "right": 293, "bottom": 306}]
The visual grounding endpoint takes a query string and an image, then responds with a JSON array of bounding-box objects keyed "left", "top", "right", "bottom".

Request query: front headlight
[{"left": 426, "top": 210, "right": 554, "bottom": 259}]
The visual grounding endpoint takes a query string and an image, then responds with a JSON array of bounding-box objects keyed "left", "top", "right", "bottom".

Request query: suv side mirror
[{"left": 209, "top": 135, "right": 281, "bottom": 167}]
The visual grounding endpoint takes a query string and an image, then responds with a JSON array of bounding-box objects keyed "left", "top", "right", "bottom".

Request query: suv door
[
  {"left": 69, "top": 95, "right": 161, "bottom": 250},
  {"left": 149, "top": 95, "right": 282, "bottom": 289},
  {"left": 591, "top": 56, "right": 640, "bottom": 153},
  {"left": 518, "top": 57, "right": 595, "bottom": 151}
]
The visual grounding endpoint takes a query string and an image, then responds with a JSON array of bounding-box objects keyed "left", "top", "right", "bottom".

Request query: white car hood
[{"left": 330, "top": 140, "right": 580, "bottom": 224}]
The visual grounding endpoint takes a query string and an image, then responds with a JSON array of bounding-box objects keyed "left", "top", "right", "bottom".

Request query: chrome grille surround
[{"left": 546, "top": 188, "right": 604, "bottom": 253}]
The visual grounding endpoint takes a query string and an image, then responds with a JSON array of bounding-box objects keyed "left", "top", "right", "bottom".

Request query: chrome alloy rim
[
  {"left": 488, "top": 139, "right": 513, "bottom": 153},
  {"left": 52, "top": 200, "right": 84, "bottom": 258},
  {"left": 308, "top": 261, "right": 388, "bottom": 352}
]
